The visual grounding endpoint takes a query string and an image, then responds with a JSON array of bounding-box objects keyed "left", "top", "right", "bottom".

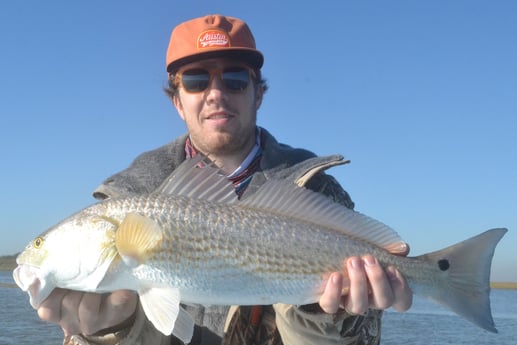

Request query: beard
[{"left": 190, "top": 124, "right": 257, "bottom": 157}]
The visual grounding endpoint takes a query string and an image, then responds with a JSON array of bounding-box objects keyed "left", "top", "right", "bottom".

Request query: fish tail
[{"left": 413, "top": 228, "right": 507, "bottom": 333}]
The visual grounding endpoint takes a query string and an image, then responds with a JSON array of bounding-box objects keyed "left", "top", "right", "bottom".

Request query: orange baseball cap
[{"left": 166, "top": 14, "right": 264, "bottom": 73}]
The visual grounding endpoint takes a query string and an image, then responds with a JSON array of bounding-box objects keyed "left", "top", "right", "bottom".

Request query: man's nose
[{"left": 205, "top": 75, "right": 227, "bottom": 102}]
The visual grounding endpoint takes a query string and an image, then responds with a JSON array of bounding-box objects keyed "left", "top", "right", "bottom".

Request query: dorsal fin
[
  {"left": 154, "top": 156, "right": 238, "bottom": 204},
  {"left": 240, "top": 179, "right": 408, "bottom": 254},
  {"left": 154, "top": 155, "right": 407, "bottom": 253}
]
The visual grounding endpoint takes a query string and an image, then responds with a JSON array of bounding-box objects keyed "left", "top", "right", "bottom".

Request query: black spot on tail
[{"left": 438, "top": 259, "right": 450, "bottom": 271}]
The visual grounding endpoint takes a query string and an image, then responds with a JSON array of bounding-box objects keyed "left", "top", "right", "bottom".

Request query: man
[{"left": 37, "top": 14, "right": 412, "bottom": 344}]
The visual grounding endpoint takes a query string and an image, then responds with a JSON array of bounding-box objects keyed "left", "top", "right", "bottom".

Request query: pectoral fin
[
  {"left": 115, "top": 213, "right": 163, "bottom": 267},
  {"left": 139, "top": 285, "right": 194, "bottom": 342}
]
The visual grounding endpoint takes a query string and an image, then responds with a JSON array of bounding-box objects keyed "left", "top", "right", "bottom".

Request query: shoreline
[{"left": 490, "top": 281, "right": 517, "bottom": 290}]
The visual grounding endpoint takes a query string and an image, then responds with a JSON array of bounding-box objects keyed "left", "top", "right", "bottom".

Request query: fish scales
[{"left": 95, "top": 194, "right": 423, "bottom": 306}]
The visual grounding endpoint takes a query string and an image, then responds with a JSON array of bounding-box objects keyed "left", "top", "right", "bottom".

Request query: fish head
[{"left": 13, "top": 210, "right": 120, "bottom": 308}]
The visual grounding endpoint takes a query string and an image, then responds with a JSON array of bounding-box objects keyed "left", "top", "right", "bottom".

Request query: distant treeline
[
  {"left": 491, "top": 281, "right": 517, "bottom": 290},
  {"left": 0, "top": 254, "right": 17, "bottom": 271}
]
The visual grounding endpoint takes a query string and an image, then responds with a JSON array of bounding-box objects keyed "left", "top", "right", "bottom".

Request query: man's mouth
[{"left": 207, "top": 111, "right": 233, "bottom": 120}]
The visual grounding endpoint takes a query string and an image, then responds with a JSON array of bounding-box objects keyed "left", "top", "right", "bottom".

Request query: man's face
[{"left": 173, "top": 58, "right": 263, "bottom": 157}]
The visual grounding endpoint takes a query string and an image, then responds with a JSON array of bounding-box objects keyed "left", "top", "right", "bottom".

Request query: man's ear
[
  {"left": 255, "top": 85, "right": 264, "bottom": 110},
  {"left": 173, "top": 95, "right": 186, "bottom": 121}
]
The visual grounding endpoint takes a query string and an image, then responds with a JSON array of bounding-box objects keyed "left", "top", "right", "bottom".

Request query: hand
[
  {"left": 319, "top": 255, "right": 412, "bottom": 315},
  {"left": 37, "top": 289, "right": 138, "bottom": 336}
]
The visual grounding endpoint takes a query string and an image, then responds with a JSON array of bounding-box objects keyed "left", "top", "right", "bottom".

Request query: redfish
[{"left": 13, "top": 156, "right": 507, "bottom": 343}]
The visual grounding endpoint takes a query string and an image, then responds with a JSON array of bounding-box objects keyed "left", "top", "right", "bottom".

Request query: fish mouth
[{"left": 13, "top": 265, "right": 50, "bottom": 309}]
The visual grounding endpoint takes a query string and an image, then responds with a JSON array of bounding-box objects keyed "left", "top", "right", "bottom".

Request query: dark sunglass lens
[
  {"left": 181, "top": 69, "right": 210, "bottom": 92},
  {"left": 222, "top": 68, "right": 250, "bottom": 91}
]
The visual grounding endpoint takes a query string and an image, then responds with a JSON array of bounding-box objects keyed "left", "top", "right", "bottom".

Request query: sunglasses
[{"left": 175, "top": 66, "right": 255, "bottom": 93}]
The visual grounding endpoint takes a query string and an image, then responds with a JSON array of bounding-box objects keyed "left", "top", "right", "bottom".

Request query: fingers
[
  {"left": 319, "top": 256, "right": 413, "bottom": 316},
  {"left": 78, "top": 290, "right": 137, "bottom": 335},
  {"left": 60, "top": 290, "right": 86, "bottom": 335},
  {"left": 386, "top": 266, "right": 412, "bottom": 312},
  {"left": 37, "top": 288, "right": 68, "bottom": 324},
  {"left": 97, "top": 290, "right": 138, "bottom": 331},
  {"left": 363, "top": 255, "right": 394, "bottom": 310},
  {"left": 343, "top": 257, "right": 369, "bottom": 315},
  {"left": 319, "top": 272, "right": 344, "bottom": 314},
  {"left": 36, "top": 289, "right": 138, "bottom": 337},
  {"left": 39, "top": 289, "right": 86, "bottom": 336},
  {"left": 77, "top": 293, "right": 103, "bottom": 335}
]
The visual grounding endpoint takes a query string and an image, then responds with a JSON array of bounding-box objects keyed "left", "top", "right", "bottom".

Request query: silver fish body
[
  {"left": 87, "top": 194, "right": 398, "bottom": 305},
  {"left": 13, "top": 156, "right": 507, "bottom": 342}
]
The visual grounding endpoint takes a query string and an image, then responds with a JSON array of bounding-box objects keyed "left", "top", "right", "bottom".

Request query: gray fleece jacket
[{"left": 76, "top": 128, "right": 383, "bottom": 345}]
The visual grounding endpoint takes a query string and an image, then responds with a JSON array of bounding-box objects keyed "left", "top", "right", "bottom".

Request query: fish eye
[{"left": 33, "top": 237, "right": 44, "bottom": 249}]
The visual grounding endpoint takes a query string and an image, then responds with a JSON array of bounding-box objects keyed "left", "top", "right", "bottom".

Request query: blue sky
[{"left": 1, "top": 1, "right": 515, "bottom": 282}]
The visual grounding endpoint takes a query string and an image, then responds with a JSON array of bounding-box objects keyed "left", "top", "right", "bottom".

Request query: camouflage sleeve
[
  {"left": 273, "top": 304, "right": 382, "bottom": 345},
  {"left": 63, "top": 303, "right": 177, "bottom": 345}
]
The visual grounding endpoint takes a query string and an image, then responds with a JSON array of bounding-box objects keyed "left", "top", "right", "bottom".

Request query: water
[
  {"left": 1, "top": 271, "right": 516, "bottom": 344},
  {"left": 0, "top": 271, "right": 62, "bottom": 344},
  {"left": 381, "top": 290, "right": 516, "bottom": 344}
]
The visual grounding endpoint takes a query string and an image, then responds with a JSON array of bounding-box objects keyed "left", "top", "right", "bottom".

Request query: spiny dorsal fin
[
  {"left": 154, "top": 156, "right": 237, "bottom": 204},
  {"left": 294, "top": 156, "right": 350, "bottom": 187},
  {"left": 115, "top": 213, "right": 163, "bottom": 266}
]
